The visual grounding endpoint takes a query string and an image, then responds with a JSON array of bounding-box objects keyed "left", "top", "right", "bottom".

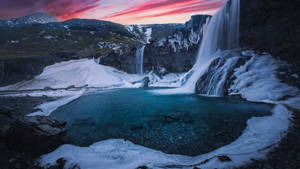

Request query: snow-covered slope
[
  {"left": 0, "top": 59, "right": 142, "bottom": 90},
  {"left": 0, "top": 13, "right": 58, "bottom": 27}
]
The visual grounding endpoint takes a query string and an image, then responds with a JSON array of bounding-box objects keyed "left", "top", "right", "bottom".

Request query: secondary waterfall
[
  {"left": 180, "top": 0, "right": 240, "bottom": 93},
  {"left": 136, "top": 45, "right": 145, "bottom": 75}
]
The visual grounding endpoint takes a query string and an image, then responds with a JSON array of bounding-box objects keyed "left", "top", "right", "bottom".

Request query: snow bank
[
  {"left": 0, "top": 59, "right": 142, "bottom": 90},
  {"left": 39, "top": 104, "right": 291, "bottom": 169},
  {"left": 229, "top": 54, "right": 299, "bottom": 102},
  {"left": 27, "top": 92, "right": 83, "bottom": 116}
]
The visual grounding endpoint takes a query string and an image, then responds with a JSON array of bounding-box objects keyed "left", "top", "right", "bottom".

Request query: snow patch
[{"left": 27, "top": 93, "right": 83, "bottom": 116}]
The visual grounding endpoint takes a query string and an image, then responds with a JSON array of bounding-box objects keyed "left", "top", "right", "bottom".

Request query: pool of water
[{"left": 52, "top": 88, "right": 272, "bottom": 156}]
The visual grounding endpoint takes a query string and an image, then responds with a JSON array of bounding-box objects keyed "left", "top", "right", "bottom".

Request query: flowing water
[
  {"left": 52, "top": 88, "right": 272, "bottom": 156},
  {"left": 136, "top": 45, "right": 145, "bottom": 75},
  {"left": 158, "top": 0, "right": 240, "bottom": 94}
]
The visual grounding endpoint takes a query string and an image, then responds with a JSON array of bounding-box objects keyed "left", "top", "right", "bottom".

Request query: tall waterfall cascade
[
  {"left": 180, "top": 0, "right": 240, "bottom": 93},
  {"left": 136, "top": 45, "right": 145, "bottom": 75}
]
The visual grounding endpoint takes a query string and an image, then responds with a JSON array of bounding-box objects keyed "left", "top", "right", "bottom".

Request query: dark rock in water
[
  {"left": 136, "top": 166, "right": 148, "bottom": 169},
  {"left": 142, "top": 77, "right": 150, "bottom": 88},
  {"left": 130, "top": 124, "right": 144, "bottom": 131},
  {"left": 131, "top": 77, "right": 150, "bottom": 88},
  {"left": 229, "top": 94, "right": 243, "bottom": 100},
  {"left": 218, "top": 155, "right": 232, "bottom": 162},
  {"left": 240, "top": 0, "right": 300, "bottom": 88},
  {"left": 163, "top": 111, "right": 194, "bottom": 124}
]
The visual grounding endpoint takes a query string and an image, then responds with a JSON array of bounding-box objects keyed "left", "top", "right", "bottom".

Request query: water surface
[{"left": 52, "top": 88, "right": 272, "bottom": 156}]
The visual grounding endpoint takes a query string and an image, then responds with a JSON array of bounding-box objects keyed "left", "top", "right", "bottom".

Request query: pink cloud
[{"left": 0, "top": 0, "right": 100, "bottom": 20}]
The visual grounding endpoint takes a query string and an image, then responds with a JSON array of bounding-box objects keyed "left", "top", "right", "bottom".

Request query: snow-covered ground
[{"left": 0, "top": 59, "right": 143, "bottom": 90}]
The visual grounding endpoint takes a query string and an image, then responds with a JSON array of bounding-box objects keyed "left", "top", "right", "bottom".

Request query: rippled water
[{"left": 52, "top": 88, "right": 272, "bottom": 156}]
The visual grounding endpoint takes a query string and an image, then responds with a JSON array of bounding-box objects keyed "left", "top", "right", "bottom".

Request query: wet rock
[
  {"left": 131, "top": 124, "right": 144, "bottom": 131},
  {"left": 0, "top": 104, "right": 66, "bottom": 169},
  {"left": 218, "top": 155, "right": 232, "bottom": 162},
  {"left": 132, "top": 77, "right": 150, "bottom": 88},
  {"left": 142, "top": 77, "right": 150, "bottom": 88},
  {"left": 163, "top": 111, "right": 194, "bottom": 124},
  {"left": 137, "top": 166, "right": 148, "bottom": 169},
  {"left": 0, "top": 106, "right": 14, "bottom": 118},
  {"left": 240, "top": 0, "right": 300, "bottom": 89},
  {"left": 4, "top": 115, "right": 66, "bottom": 156},
  {"left": 229, "top": 94, "right": 243, "bottom": 100},
  {"left": 56, "top": 158, "right": 67, "bottom": 168}
]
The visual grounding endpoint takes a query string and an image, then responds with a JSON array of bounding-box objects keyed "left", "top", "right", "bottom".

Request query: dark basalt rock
[
  {"left": 218, "top": 155, "right": 232, "bottom": 162},
  {"left": 100, "top": 47, "right": 137, "bottom": 73},
  {"left": 240, "top": 0, "right": 300, "bottom": 88},
  {"left": 0, "top": 104, "right": 66, "bottom": 169},
  {"left": 130, "top": 124, "right": 144, "bottom": 131},
  {"left": 163, "top": 111, "right": 194, "bottom": 124}
]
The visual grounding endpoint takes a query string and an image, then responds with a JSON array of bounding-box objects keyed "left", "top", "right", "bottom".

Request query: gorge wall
[{"left": 240, "top": 0, "right": 300, "bottom": 75}]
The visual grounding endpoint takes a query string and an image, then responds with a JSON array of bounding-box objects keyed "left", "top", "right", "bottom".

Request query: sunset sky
[{"left": 0, "top": 0, "right": 226, "bottom": 24}]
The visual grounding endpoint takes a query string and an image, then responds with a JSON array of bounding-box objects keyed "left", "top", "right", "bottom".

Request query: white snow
[
  {"left": 145, "top": 27, "right": 152, "bottom": 43},
  {"left": 291, "top": 74, "right": 299, "bottom": 79},
  {"left": 229, "top": 54, "right": 299, "bottom": 102},
  {"left": 148, "top": 73, "right": 184, "bottom": 88},
  {"left": 44, "top": 36, "right": 55, "bottom": 39},
  {"left": 0, "top": 59, "right": 142, "bottom": 90},
  {"left": 27, "top": 91, "right": 84, "bottom": 116}
]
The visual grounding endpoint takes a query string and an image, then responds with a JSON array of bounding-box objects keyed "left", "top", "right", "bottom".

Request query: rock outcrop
[
  {"left": 0, "top": 105, "right": 66, "bottom": 169},
  {"left": 239, "top": 0, "right": 300, "bottom": 83}
]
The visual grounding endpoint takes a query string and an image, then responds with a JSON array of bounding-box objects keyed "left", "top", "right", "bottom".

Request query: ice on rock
[{"left": 229, "top": 54, "right": 299, "bottom": 102}]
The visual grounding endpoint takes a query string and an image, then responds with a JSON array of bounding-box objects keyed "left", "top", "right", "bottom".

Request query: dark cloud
[{"left": 0, "top": 0, "right": 100, "bottom": 20}]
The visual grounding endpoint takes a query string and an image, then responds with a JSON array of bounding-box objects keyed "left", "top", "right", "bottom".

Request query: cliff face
[
  {"left": 143, "top": 15, "right": 210, "bottom": 75},
  {"left": 240, "top": 0, "right": 300, "bottom": 73},
  {"left": 101, "top": 15, "right": 210, "bottom": 75}
]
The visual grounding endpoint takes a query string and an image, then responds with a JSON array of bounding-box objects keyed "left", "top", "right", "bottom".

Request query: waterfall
[
  {"left": 180, "top": 0, "right": 240, "bottom": 93},
  {"left": 136, "top": 45, "right": 145, "bottom": 75}
]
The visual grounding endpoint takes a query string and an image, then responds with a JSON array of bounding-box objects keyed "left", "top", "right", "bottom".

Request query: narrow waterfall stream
[{"left": 136, "top": 45, "right": 145, "bottom": 75}]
